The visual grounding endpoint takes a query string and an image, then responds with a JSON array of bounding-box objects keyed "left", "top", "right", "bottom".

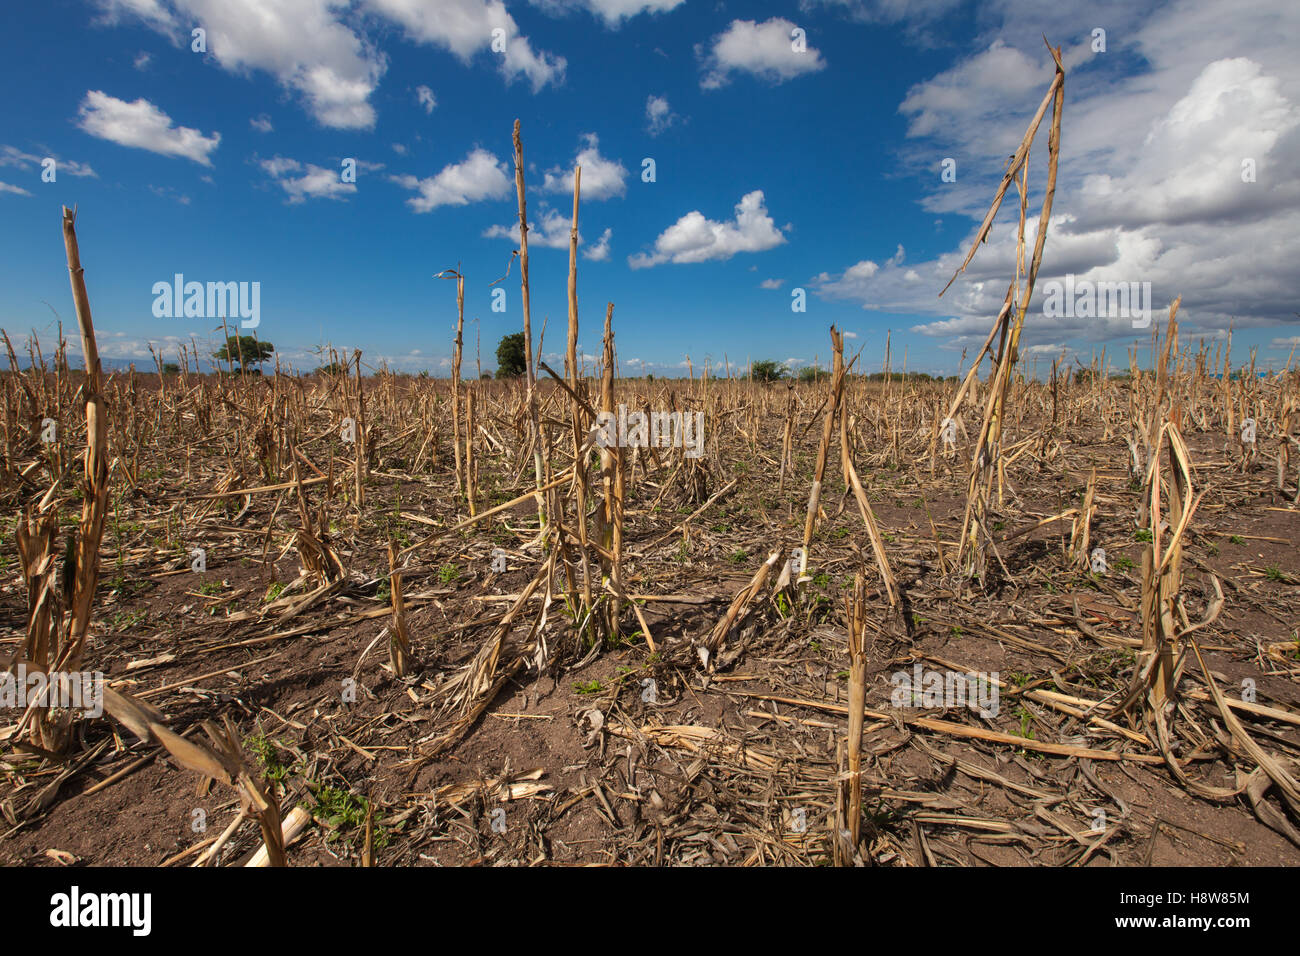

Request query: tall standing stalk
[
  {"left": 566, "top": 166, "right": 593, "bottom": 619},
  {"left": 54, "top": 207, "right": 109, "bottom": 678},
  {"left": 513, "top": 120, "right": 545, "bottom": 532},
  {"left": 597, "top": 305, "right": 624, "bottom": 636},
  {"left": 446, "top": 266, "right": 466, "bottom": 499},
  {"left": 945, "top": 41, "right": 1065, "bottom": 585},
  {"left": 800, "top": 326, "right": 846, "bottom": 581}
]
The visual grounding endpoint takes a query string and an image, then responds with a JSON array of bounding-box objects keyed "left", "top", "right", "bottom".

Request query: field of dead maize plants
[{"left": 3, "top": 64, "right": 1300, "bottom": 869}]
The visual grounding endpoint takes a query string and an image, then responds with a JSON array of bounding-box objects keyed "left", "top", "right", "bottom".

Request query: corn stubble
[{"left": 1, "top": 96, "right": 1299, "bottom": 866}]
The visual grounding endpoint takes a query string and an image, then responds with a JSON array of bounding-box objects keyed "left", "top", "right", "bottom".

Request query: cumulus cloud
[
  {"left": 416, "top": 85, "right": 437, "bottom": 113},
  {"left": 699, "top": 18, "right": 826, "bottom": 89},
  {"left": 367, "top": 0, "right": 565, "bottom": 91},
  {"left": 0, "top": 181, "right": 32, "bottom": 197},
  {"left": 760, "top": 278, "right": 784, "bottom": 289},
  {"left": 77, "top": 91, "right": 220, "bottom": 165},
  {"left": 249, "top": 114, "right": 273, "bottom": 133},
  {"left": 542, "top": 133, "right": 627, "bottom": 200},
  {"left": 530, "top": 0, "right": 685, "bottom": 26},
  {"left": 100, "top": 0, "right": 386, "bottom": 129},
  {"left": 811, "top": 0, "right": 1300, "bottom": 350},
  {"left": 259, "top": 155, "right": 356, "bottom": 203},
  {"left": 629, "top": 190, "right": 786, "bottom": 268},
  {"left": 390, "top": 148, "right": 512, "bottom": 212}
]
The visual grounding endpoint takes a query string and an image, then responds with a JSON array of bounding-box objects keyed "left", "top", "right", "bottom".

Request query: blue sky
[{"left": 1, "top": 0, "right": 1298, "bottom": 376}]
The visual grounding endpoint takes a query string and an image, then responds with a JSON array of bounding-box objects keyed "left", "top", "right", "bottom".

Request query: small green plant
[
  {"left": 1265, "top": 566, "right": 1284, "bottom": 581},
  {"left": 729, "top": 548, "right": 749, "bottom": 564},
  {"left": 308, "top": 784, "right": 380, "bottom": 846},
  {"left": 198, "top": 580, "right": 222, "bottom": 596},
  {"left": 573, "top": 679, "right": 603, "bottom": 695},
  {"left": 1133, "top": 528, "right": 1153, "bottom": 542},
  {"left": 1229, "top": 535, "right": 1245, "bottom": 545},
  {"left": 246, "top": 733, "right": 290, "bottom": 785},
  {"left": 109, "top": 609, "right": 148, "bottom": 632},
  {"left": 1014, "top": 706, "right": 1036, "bottom": 740},
  {"left": 774, "top": 591, "right": 791, "bottom": 617},
  {"left": 437, "top": 563, "right": 461, "bottom": 584},
  {"left": 263, "top": 581, "right": 285, "bottom": 603}
]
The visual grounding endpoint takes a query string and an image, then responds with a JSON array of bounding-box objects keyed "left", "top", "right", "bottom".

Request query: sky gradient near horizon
[{"left": 1, "top": 0, "right": 1298, "bottom": 376}]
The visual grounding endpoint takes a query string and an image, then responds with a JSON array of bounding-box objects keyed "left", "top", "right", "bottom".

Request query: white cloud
[
  {"left": 133, "top": 51, "right": 152, "bottom": 70},
  {"left": 760, "top": 278, "right": 784, "bottom": 289},
  {"left": 542, "top": 133, "right": 627, "bottom": 200},
  {"left": 260, "top": 156, "right": 357, "bottom": 203},
  {"left": 1, "top": 146, "right": 97, "bottom": 178},
  {"left": 392, "top": 143, "right": 408, "bottom": 155},
  {"left": 366, "top": 0, "right": 565, "bottom": 91},
  {"left": 645, "top": 94, "right": 676, "bottom": 135},
  {"left": 531, "top": 0, "right": 685, "bottom": 26},
  {"left": 699, "top": 18, "right": 826, "bottom": 89},
  {"left": 629, "top": 190, "right": 786, "bottom": 268},
  {"left": 250, "top": 114, "right": 273, "bottom": 133},
  {"left": 1023, "top": 342, "right": 1065, "bottom": 356},
  {"left": 101, "top": 0, "right": 385, "bottom": 129},
  {"left": 899, "top": 40, "right": 1043, "bottom": 138},
  {"left": 585, "top": 227, "right": 612, "bottom": 260},
  {"left": 0, "top": 181, "right": 32, "bottom": 197},
  {"left": 812, "top": 0, "right": 1300, "bottom": 349},
  {"left": 77, "top": 91, "right": 220, "bottom": 165},
  {"left": 484, "top": 204, "right": 604, "bottom": 254},
  {"left": 416, "top": 85, "right": 437, "bottom": 113},
  {"left": 1074, "top": 58, "right": 1299, "bottom": 230},
  {"left": 391, "top": 148, "right": 512, "bottom": 213},
  {"left": 805, "top": 0, "right": 964, "bottom": 23}
]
